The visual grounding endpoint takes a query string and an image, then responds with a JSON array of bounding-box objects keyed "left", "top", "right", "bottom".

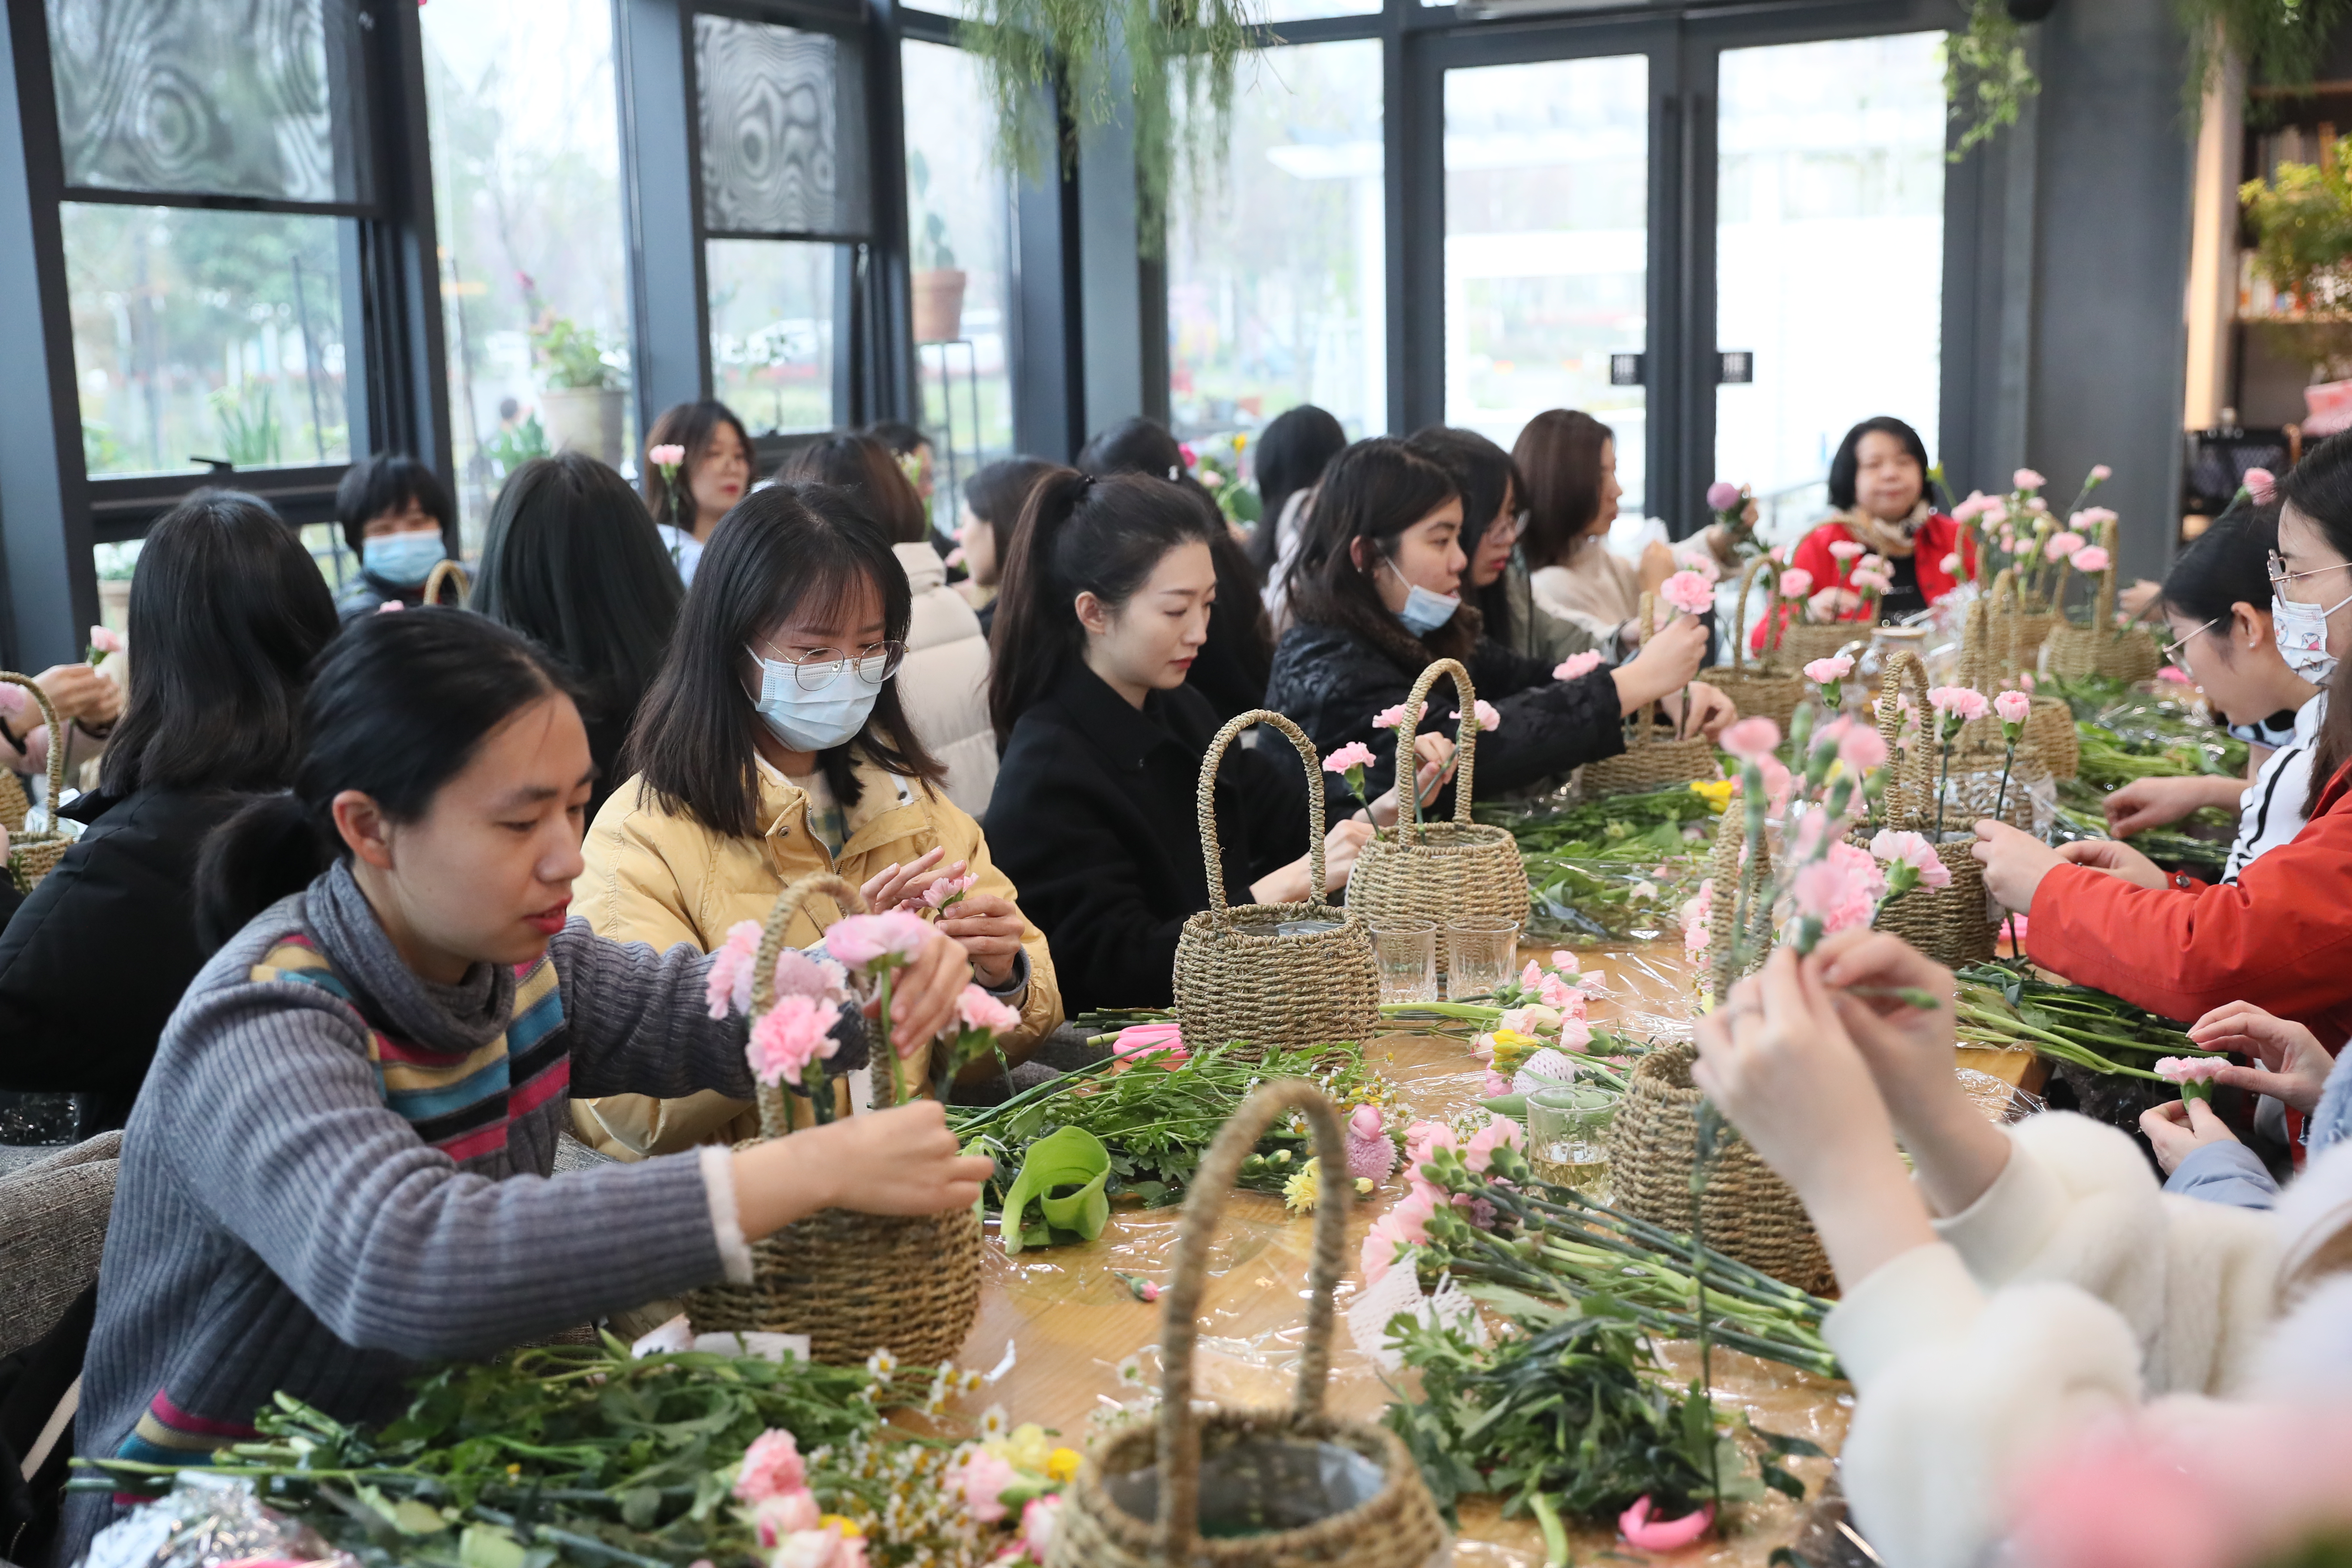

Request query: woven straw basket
[
  {"left": 1175, "top": 711, "right": 1380, "bottom": 1063},
  {"left": 1702, "top": 805, "right": 1773, "bottom": 1003},
  {"left": 0, "top": 769, "right": 26, "bottom": 834},
  {"left": 1047, "top": 1081, "right": 1449, "bottom": 1568},
  {"left": 1581, "top": 594, "right": 1719, "bottom": 799},
  {"left": 1345, "top": 659, "right": 1529, "bottom": 944},
  {"left": 1698, "top": 556, "right": 1808, "bottom": 732},
  {"left": 2, "top": 673, "right": 73, "bottom": 894},
  {"left": 1868, "top": 654, "right": 2000, "bottom": 966},
  {"left": 1606, "top": 1043, "right": 1832, "bottom": 1293},
  {"left": 421, "top": 558, "right": 470, "bottom": 606},
  {"left": 2042, "top": 520, "right": 2161, "bottom": 683},
  {"left": 683, "top": 873, "right": 983, "bottom": 1366},
  {"left": 1967, "top": 573, "right": 2078, "bottom": 780}
]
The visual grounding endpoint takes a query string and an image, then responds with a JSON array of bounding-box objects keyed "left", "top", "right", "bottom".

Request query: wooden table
[{"left": 951, "top": 941, "right": 1853, "bottom": 1565}]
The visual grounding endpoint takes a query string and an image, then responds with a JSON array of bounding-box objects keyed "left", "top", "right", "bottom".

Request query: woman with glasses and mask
[
  {"left": 1974, "top": 438, "right": 2352, "bottom": 1188},
  {"left": 1405, "top": 426, "right": 1604, "bottom": 668},
  {"left": 571, "top": 484, "right": 1061, "bottom": 1159}
]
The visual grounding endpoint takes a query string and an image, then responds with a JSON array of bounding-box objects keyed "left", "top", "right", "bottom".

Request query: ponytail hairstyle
[
  {"left": 100, "top": 487, "right": 340, "bottom": 799},
  {"left": 1406, "top": 425, "right": 1524, "bottom": 647},
  {"left": 1248, "top": 404, "right": 1349, "bottom": 579},
  {"left": 2278, "top": 435, "right": 2352, "bottom": 816},
  {"left": 1287, "top": 438, "right": 1473, "bottom": 665},
  {"left": 783, "top": 432, "right": 931, "bottom": 545},
  {"left": 625, "top": 482, "right": 941, "bottom": 839},
  {"left": 1513, "top": 409, "right": 1615, "bottom": 570},
  {"left": 986, "top": 469, "right": 1220, "bottom": 742},
  {"left": 194, "top": 609, "right": 579, "bottom": 950}
]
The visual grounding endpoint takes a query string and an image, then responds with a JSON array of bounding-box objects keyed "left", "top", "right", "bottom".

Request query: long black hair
[
  {"left": 987, "top": 469, "right": 1221, "bottom": 741},
  {"left": 334, "top": 454, "right": 454, "bottom": 557},
  {"left": 625, "top": 483, "right": 943, "bottom": 839},
  {"left": 1407, "top": 426, "right": 1522, "bottom": 645},
  {"left": 2278, "top": 435, "right": 2352, "bottom": 814},
  {"left": 1288, "top": 438, "right": 1471, "bottom": 665},
  {"left": 783, "top": 432, "right": 931, "bottom": 545},
  {"left": 643, "top": 400, "right": 754, "bottom": 528},
  {"left": 101, "top": 488, "right": 340, "bottom": 799},
  {"left": 1827, "top": 416, "right": 1932, "bottom": 511},
  {"left": 195, "top": 610, "right": 578, "bottom": 948},
  {"left": 472, "top": 452, "right": 684, "bottom": 758},
  {"left": 1246, "top": 404, "right": 1348, "bottom": 579}
]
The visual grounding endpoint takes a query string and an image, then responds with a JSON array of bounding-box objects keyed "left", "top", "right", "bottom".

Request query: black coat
[
  {"left": 335, "top": 571, "right": 426, "bottom": 624},
  {"left": 0, "top": 787, "right": 248, "bottom": 1133},
  {"left": 1264, "top": 617, "right": 1627, "bottom": 805},
  {"left": 986, "top": 664, "right": 1311, "bottom": 1016}
]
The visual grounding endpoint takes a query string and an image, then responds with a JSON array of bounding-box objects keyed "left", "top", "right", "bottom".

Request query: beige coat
[{"left": 570, "top": 753, "right": 1062, "bottom": 1158}]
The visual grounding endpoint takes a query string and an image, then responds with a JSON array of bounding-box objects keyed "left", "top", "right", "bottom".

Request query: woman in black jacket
[
  {"left": 1265, "top": 438, "right": 1733, "bottom": 805},
  {"left": 0, "top": 489, "right": 339, "bottom": 1135},
  {"left": 985, "top": 469, "right": 1449, "bottom": 1016}
]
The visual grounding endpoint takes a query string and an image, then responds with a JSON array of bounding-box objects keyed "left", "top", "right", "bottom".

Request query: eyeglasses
[
  {"left": 2269, "top": 551, "right": 2352, "bottom": 593},
  {"left": 2161, "top": 617, "right": 2217, "bottom": 665},
  {"left": 756, "top": 640, "right": 908, "bottom": 691}
]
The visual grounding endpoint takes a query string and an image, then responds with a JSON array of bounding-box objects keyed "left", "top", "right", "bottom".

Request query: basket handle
[
  {"left": 750, "top": 871, "right": 872, "bottom": 1136},
  {"left": 1152, "top": 1080, "right": 1351, "bottom": 1562},
  {"left": 1394, "top": 658, "right": 1479, "bottom": 839},
  {"left": 1623, "top": 593, "right": 1666, "bottom": 750},
  {"left": 1196, "top": 709, "right": 1334, "bottom": 928},
  {"left": 0, "top": 672, "right": 67, "bottom": 816},
  {"left": 1704, "top": 808, "right": 1773, "bottom": 1003},
  {"left": 422, "top": 559, "right": 470, "bottom": 607},
  {"left": 2090, "top": 514, "right": 2119, "bottom": 631},
  {"left": 1874, "top": 649, "right": 1933, "bottom": 823},
  {"left": 1726, "top": 553, "right": 1778, "bottom": 673}
]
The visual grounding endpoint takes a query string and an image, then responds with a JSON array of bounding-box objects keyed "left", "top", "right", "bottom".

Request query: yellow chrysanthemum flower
[
  {"left": 1282, "top": 1159, "right": 1319, "bottom": 1213},
  {"left": 1689, "top": 778, "right": 1733, "bottom": 811},
  {"left": 1047, "top": 1447, "right": 1082, "bottom": 1482}
]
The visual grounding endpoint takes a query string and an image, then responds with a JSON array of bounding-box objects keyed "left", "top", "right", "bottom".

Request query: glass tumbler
[
  {"left": 1527, "top": 1084, "right": 1617, "bottom": 1198},
  {"left": 1444, "top": 915, "right": 1520, "bottom": 1000},
  {"left": 1371, "top": 919, "right": 1438, "bottom": 1005}
]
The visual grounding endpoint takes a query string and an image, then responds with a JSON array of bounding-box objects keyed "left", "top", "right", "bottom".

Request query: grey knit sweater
[{"left": 61, "top": 864, "right": 758, "bottom": 1565}]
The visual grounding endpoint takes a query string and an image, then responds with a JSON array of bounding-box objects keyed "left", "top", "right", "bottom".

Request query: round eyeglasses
[
  {"left": 2161, "top": 616, "right": 2217, "bottom": 666},
  {"left": 2269, "top": 550, "right": 2352, "bottom": 593},
  {"left": 757, "top": 640, "right": 908, "bottom": 691}
]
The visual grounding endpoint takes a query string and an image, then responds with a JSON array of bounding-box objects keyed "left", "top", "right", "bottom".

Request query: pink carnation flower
[
  {"left": 1673, "top": 548, "right": 1722, "bottom": 583},
  {"left": 1719, "top": 715, "right": 1781, "bottom": 761},
  {"left": 921, "top": 872, "right": 978, "bottom": 910},
  {"left": 2155, "top": 1056, "right": 2227, "bottom": 1084},
  {"left": 1449, "top": 700, "right": 1503, "bottom": 733},
  {"left": 753, "top": 1490, "right": 822, "bottom": 1545},
  {"left": 1463, "top": 1115, "right": 1523, "bottom": 1174},
  {"left": 824, "top": 909, "right": 932, "bottom": 969},
  {"left": 1994, "top": 690, "right": 2032, "bottom": 724},
  {"left": 1536, "top": 971, "right": 1580, "bottom": 1011},
  {"left": 956, "top": 983, "right": 1023, "bottom": 1033},
  {"left": 2245, "top": 466, "right": 2277, "bottom": 504},
  {"left": 706, "top": 919, "right": 763, "bottom": 1019},
  {"left": 1021, "top": 1495, "right": 1063, "bottom": 1559},
  {"left": 2157, "top": 665, "right": 2192, "bottom": 684},
  {"left": 735, "top": 1428, "right": 808, "bottom": 1502},
  {"left": 1778, "top": 566, "right": 1815, "bottom": 598},
  {"left": 951, "top": 1447, "right": 1018, "bottom": 1524},
  {"left": 1792, "top": 842, "right": 1885, "bottom": 934},
  {"left": 2076, "top": 505, "right": 2118, "bottom": 528},
  {"left": 1323, "top": 740, "right": 1377, "bottom": 774},
  {"left": 1706, "top": 480, "right": 1742, "bottom": 511},
  {"left": 1620, "top": 1498, "right": 1715, "bottom": 1551},
  {"left": 1360, "top": 1185, "right": 1442, "bottom": 1284},
  {"left": 1403, "top": 1119, "right": 1455, "bottom": 1175},
  {"left": 771, "top": 947, "right": 849, "bottom": 1004},
  {"left": 89, "top": 624, "right": 125, "bottom": 655},
  {"left": 649, "top": 443, "right": 687, "bottom": 467},
  {"left": 1659, "top": 570, "right": 1715, "bottom": 616},
  {"left": 747, "top": 995, "right": 839, "bottom": 1087},
  {"left": 1828, "top": 539, "right": 1865, "bottom": 563},
  {"left": 1559, "top": 1017, "right": 1592, "bottom": 1052},
  {"left": 1372, "top": 703, "right": 1411, "bottom": 730},
  {"left": 1109, "top": 1021, "right": 1186, "bottom": 1072},
  {"left": 1554, "top": 650, "right": 1605, "bottom": 680},
  {"left": 2014, "top": 468, "right": 2046, "bottom": 491},
  {"left": 2071, "top": 545, "right": 2111, "bottom": 574},
  {"left": 1869, "top": 829, "right": 1953, "bottom": 888},
  {"left": 1941, "top": 552, "right": 1962, "bottom": 575},
  {"left": 1926, "top": 685, "right": 1991, "bottom": 723},
  {"left": 1951, "top": 492, "right": 1990, "bottom": 521},
  {"left": 1834, "top": 720, "right": 1889, "bottom": 772},
  {"left": 1849, "top": 568, "right": 1893, "bottom": 593},
  {"left": 2043, "top": 530, "right": 2086, "bottom": 561},
  {"left": 1803, "top": 655, "right": 1853, "bottom": 684}
]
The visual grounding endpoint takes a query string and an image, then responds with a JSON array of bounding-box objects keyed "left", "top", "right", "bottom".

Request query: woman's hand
[
  {"left": 34, "top": 663, "right": 121, "bottom": 729},
  {"left": 861, "top": 848, "right": 952, "bottom": 913},
  {"left": 1690, "top": 947, "right": 1937, "bottom": 1289},
  {"left": 2140, "top": 1098, "right": 2241, "bottom": 1175},
  {"left": 876, "top": 929, "right": 972, "bottom": 1056},
  {"left": 1366, "top": 733, "right": 1459, "bottom": 827},
  {"left": 1971, "top": 820, "right": 2068, "bottom": 913},
  {"left": 2186, "top": 1001, "right": 2334, "bottom": 1113},
  {"left": 936, "top": 892, "right": 1024, "bottom": 990},
  {"left": 2102, "top": 775, "right": 2241, "bottom": 837},
  {"left": 731, "top": 1100, "right": 995, "bottom": 1236},
  {"left": 1611, "top": 613, "right": 1710, "bottom": 715},
  {"left": 2054, "top": 839, "right": 2166, "bottom": 890},
  {"left": 1250, "top": 819, "right": 1375, "bottom": 903},
  {"left": 1660, "top": 680, "right": 1737, "bottom": 741}
]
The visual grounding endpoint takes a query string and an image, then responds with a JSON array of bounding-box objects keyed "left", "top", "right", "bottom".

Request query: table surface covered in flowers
[{"left": 952, "top": 941, "right": 1856, "bottom": 1566}]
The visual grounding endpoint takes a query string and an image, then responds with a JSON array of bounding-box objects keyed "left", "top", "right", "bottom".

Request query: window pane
[
  {"left": 1715, "top": 32, "right": 1945, "bottom": 535},
  {"left": 1259, "top": 0, "right": 1381, "bottom": 18},
  {"left": 423, "top": 0, "right": 634, "bottom": 550},
  {"left": 48, "top": 0, "right": 371, "bottom": 205},
  {"left": 708, "top": 239, "right": 838, "bottom": 435},
  {"left": 696, "top": 15, "right": 870, "bottom": 239},
  {"left": 902, "top": 39, "right": 1013, "bottom": 521},
  {"left": 1168, "top": 39, "right": 1386, "bottom": 444},
  {"left": 1444, "top": 55, "right": 1649, "bottom": 515},
  {"left": 64, "top": 203, "right": 351, "bottom": 478}
]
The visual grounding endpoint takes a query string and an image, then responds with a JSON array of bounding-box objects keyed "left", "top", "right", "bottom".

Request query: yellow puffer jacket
[{"left": 569, "top": 753, "right": 1061, "bottom": 1158}]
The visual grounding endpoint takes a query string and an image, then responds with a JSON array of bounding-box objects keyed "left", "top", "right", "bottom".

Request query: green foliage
[
  {"left": 1943, "top": 0, "right": 2039, "bottom": 162},
  {"left": 2185, "top": 0, "right": 2352, "bottom": 110},
  {"left": 956, "top": 0, "right": 1263, "bottom": 257},
  {"left": 909, "top": 150, "right": 959, "bottom": 271},
  {"left": 485, "top": 412, "right": 551, "bottom": 477},
  {"left": 209, "top": 383, "right": 284, "bottom": 467},
  {"left": 533, "top": 317, "right": 618, "bottom": 392},
  {"left": 2241, "top": 138, "right": 2352, "bottom": 308},
  {"left": 1478, "top": 787, "right": 1717, "bottom": 940}
]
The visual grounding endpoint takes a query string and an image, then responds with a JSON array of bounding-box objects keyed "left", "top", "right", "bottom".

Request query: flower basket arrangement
[
  {"left": 1966, "top": 575, "right": 2080, "bottom": 781},
  {"left": 1344, "top": 658, "right": 1530, "bottom": 943},
  {"left": 1, "top": 672, "right": 74, "bottom": 893},
  {"left": 1951, "top": 464, "right": 2119, "bottom": 664},
  {"left": 1047, "top": 1080, "right": 1450, "bottom": 1568},
  {"left": 2042, "top": 515, "right": 2162, "bottom": 685},
  {"left": 1861, "top": 653, "right": 2003, "bottom": 966},
  {"left": 1581, "top": 596, "right": 1719, "bottom": 799},
  {"left": 684, "top": 872, "right": 998, "bottom": 1366},
  {"left": 1698, "top": 555, "right": 1808, "bottom": 731},
  {"left": 1174, "top": 710, "right": 1381, "bottom": 1063}
]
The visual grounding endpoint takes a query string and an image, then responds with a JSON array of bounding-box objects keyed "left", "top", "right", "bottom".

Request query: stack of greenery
[
  {"left": 1954, "top": 962, "right": 2222, "bottom": 1082},
  {"left": 1476, "top": 786, "right": 1723, "bottom": 939},
  {"left": 2046, "top": 674, "right": 2246, "bottom": 881}
]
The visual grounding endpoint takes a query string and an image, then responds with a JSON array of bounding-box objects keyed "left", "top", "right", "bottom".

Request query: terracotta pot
[
  {"left": 911, "top": 268, "right": 968, "bottom": 344},
  {"left": 539, "top": 386, "right": 626, "bottom": 468}
]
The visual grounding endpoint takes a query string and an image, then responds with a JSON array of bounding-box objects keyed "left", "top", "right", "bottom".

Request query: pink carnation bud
[
  {"left": 2154, "top": 1056, "right": 2227, "bottom": 1084},
  {"left": 1554, "top": 650, "right": 1605, "bottom": 680},
  {"left": 1868, "top": 829, "right": 1953, "bottom": 888},
  {"left": 2090, "top": 462, "right": 2113, "bottom": 481},
  {"left": 88, "top": 624, "right": 125, "bottom": 654}
]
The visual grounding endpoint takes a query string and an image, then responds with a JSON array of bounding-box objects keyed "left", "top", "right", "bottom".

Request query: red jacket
[
  {"left": 2026, "top": 762, "right": 2352, "bottom": 1047},
  {"left": 1750, "top": 514, "right": 1975, "bottom": 654}
]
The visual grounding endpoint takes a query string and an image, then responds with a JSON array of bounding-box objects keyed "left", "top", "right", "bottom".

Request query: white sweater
[
  {"left": 1822, "top": 1111, "right": 2352, "bottom": 1568},
  {"left": 890, "top": 542, "right": 998, "bottom": 818}
]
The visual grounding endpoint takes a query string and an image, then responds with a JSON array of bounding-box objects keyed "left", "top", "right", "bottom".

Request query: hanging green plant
[
  {"left": 957, "top": 0, "right": 1263, "bottom": 257},
  {"left": 2183, "top": 0, "right": 2352, "bottom": 111},
  {"left": 1944, "top": 0, "right": 2040, "bottom": 161}
]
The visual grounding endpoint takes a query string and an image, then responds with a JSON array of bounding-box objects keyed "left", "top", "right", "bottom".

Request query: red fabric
[
  {"left": 1750, "top": 514, "right": 1975, "bottom": 654},
  {"left": 2025, "top": 762, "right": 2352, "bottom": 1050}
]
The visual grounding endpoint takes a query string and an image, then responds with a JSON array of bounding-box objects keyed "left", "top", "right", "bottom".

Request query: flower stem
[
  {"left": 1993, "top": 738, "right": 2016, "bottom": 825},
  {"left": 878, "top": 965, "right": 903, "bottom": 1107}
]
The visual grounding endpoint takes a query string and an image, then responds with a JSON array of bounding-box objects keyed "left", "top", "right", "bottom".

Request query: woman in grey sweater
[{"left": 61, "top": 609, "right": 989, "bottom": 1565}]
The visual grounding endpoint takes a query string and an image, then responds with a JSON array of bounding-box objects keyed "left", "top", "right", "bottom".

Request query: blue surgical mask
[
  {"left": 363, "top": 530, "right": 447, "bottom": 588},
  {"left": 747, "top": 646, "right": 887, "bottom": 751},
  {"left": 1396, "top": 581, "right": 1462, "bottom": 637}
]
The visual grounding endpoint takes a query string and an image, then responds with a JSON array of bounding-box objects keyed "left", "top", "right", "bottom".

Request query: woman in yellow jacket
[{"left": 573, "top": 482, "right": 1060, "bottom": 1158}]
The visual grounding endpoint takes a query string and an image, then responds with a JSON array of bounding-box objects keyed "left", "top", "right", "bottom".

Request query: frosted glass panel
[{"left": 696, "top": 15, "right": 869, "bottom": 239}]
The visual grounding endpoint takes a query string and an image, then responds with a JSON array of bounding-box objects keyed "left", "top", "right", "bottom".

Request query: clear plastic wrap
[{"left": 80, "top": 1473, "right": 356, "bottom": 1568}]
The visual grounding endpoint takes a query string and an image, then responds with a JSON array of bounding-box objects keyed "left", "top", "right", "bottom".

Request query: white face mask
[
  {"left": 747, "top": 646, "right": 888, "bottom": 752},
  {"left": 2273, "top": 588, "right": 2352, "bottom": 683}
]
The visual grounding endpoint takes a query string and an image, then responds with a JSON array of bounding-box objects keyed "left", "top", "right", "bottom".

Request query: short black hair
[
  {"left": 101, "top": 488, "right": 340, "bottom": 798},
  {"left": 334, "top": 454, "right": 455, "bottom": 557},
  {"left": 1248, "top": 404, "right": 1349, "bottom": 576},
  {"left": 1826, "top": 417, "right": 1932, "bottom": 511}
]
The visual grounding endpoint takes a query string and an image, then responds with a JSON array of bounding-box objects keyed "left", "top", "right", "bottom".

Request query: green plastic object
[{"left": 999, "top": 1125, "right": 1112, "bottom": 1253}]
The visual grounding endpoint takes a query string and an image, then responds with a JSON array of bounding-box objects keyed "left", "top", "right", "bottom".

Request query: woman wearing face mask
[
  {"left": 985, "top": 470, "right": 1454, "bottom": 1016},
  {"left": 1975, "top": 434, "right": 2352, "bottom": 1063},
  {"left": 333, "top": 454, "right": 458, "bottom": 621},
  {"left": 1406, "top": 425, "right": 1601, "bottom": 668},
  {"left": 643, "top": 401, "right": 755, "bottom": 584},
  {"left": 2097, "top": 504, "right": 2322, "bottom": 882},
  {"left": 573, "top": 484, "right": 1060, "bottom": 1157},
  {"left": 1264, "top": 439, "right": 1732, "bottom": 806}
]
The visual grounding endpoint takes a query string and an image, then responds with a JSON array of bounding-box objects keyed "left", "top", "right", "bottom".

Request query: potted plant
[
  {"left": 532, "top": 315, "right": 626, "bottom": 467},
  {"left": 908, "top": 151, "right": 966, "bottom": 344}
]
